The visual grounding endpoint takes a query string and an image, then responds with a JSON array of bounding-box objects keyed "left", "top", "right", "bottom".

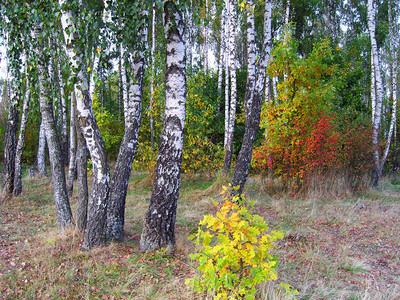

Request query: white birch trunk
[
  {"left": 232, "top": 0, "right": 273, "bottom": 194},
  {"left": 285, "top": 0, "right": 291, "bottom": 25},
  {"left": 58, "top": 57, "right": 68, "bottom": 165},
  {"left": 37, "top": 118, "right": 47, "bottom": 176},
  {"left": 223, "top": 0, "right": 237, "bottom": 174},
  {"left": 59, "top": 0, "right": 110, "bottom": 249},
  {"left": 33, "top": 25, "right": 74, "bottom": 230},
  {"left": 368, "top": 0, "right": 385, "bottom": 186},
  {"left": 216, "top": 3, "right": 225, "bottom": 118},
  {"left": 67, "top": 91, "right": 77, "bottom": 196},
  {"left": 106, "top": 17, "right": 148, "bottom": 241},
  {"left": 141, "top": 0, "right": 186, "bottom": 253},
  {"left": 13, "top": 61, "right": 30, "bottom": 196},
  {"left": 3, "top": 69, "right": 20, "bottom": 195},
  {"left": 378, "top": 0, "right": 398, "bottom": 176},
  {"left": 224, "top": 0, "right": 230, "bottom": 147},
  {"left": 150, "top": 3, "right": 156, "bottom": 147}
]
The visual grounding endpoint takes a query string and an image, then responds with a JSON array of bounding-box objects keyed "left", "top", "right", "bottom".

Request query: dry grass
[{"left": 1, "top": 170, "right": 400, "bottom": 299}]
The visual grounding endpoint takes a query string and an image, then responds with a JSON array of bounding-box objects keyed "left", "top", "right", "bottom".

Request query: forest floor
[{"left": 1, "top": 169, "right": 400, "bottom": 299}]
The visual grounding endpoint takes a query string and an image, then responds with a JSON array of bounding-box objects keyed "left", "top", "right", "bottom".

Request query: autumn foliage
[
  {"left": 252, "top": 31, "right": 373, "bottom": 190},
  {"left": 187, "top": 185, "right": 286, "bottom": 299}
]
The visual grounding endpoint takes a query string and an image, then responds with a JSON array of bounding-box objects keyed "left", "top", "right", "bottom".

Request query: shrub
[{"left": 186, "top": 185, "right": 284, "bottom": 299}]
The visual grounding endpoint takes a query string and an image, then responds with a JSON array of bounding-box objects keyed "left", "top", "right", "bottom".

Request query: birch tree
[
  {"left": 106, "top": 11, "right": 149, "bottom": 241},
  {"left": 2, "top": 71, "right": 20, "bottom": 196},
  {"left": 58, "top": 56, "right": 69, "bottom": 166},
  {"left": 141, "top": 0, "right": 186, "bottom": 253},
  {"left": 75, "top": 98, "right": 89, "bottom": 232},
  {"left": 232, "top": 0, "right": 273, "bottom": 194},
  {"left": 224, "top": 0, "right": 230, "bottom": 148},
  {"left": 59, "top": 0, "right": 110, "bottom": 249},
  {"left": 33, "top": 23, "right": 74, "bottom": 230},
  {"left": 368, "top": 0, "right": 385, "bottom": 187},
  {"left": 369, "top": 0, "right": 399, "bottom": 186},
  {"left": 37, "top": 119, "right": 47, "bottom": 177},
  {"left": 223, "top": 0, "right": 237, "bottom": 174},
  {"left": 13, "top": 58, "right": 30, "bottom": 196},
  {"left": 67, "top": 91, "right": 77, "bottom": 197}
]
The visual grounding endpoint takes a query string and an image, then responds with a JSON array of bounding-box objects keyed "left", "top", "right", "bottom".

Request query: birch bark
[
  {"left": 224, "top": 0, "right": 230, "bottom": 147},
  {"left": 232, "top": 0, "right": 272, "bottom": 195},
  {"left": 37, "top": 118, "right": 47, "bottom": 176},
  {"left": 59, "top": 0, "right": 110, "bottom": 249},
  {"left": 140, "top": 0, "right": 186, "bottom": 253},
  {"left": 372, "top": 0, "right": 398, "bottom": 183},
  {"left": 13, "top": 62, "right": 30, "bottom": 196},
  {"left": 223, "top": 0, "right": 237, "bottom": 174},
  {"left": 3, "top": 77, "right": 19, "bottom": 195},
  {"left": 76, "top": 103, "right": 89, "bottom": 232},
  {"left": 368, "top": 0, "right": 385, "bottom": 186},
  {"left": 67, "top": 91, "right": 77, "bottom": 196},
  {"left": 216, "top": 2, "right": 225, "bottom": 118},
  {"left": 150, "top": 3, "right": 156, "bottom": 148},
  {"left": 33, "top": 25, "right": 74, "bottom": 230},
  {"left": 106, "top": 18, "right": 148, "bottom": 241},
  {"left": 58, "top": 58, "right": 68, "bottom": 166}
]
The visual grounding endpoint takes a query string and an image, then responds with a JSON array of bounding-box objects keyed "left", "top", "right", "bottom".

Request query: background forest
[{"left": 0, "top": 0, "right": 400, "bottom": 299}]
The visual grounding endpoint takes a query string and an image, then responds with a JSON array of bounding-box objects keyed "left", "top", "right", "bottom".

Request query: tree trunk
[
  {"left": 285, "top": 0, "right": 290, "bottom": 24},
  {"left": 373, "top": 0, "right": 398, "bottom": 181},
  {"left": 60, "top": 0, "right": 110, "bottom": 249},
  {"left": 216, "top": 3, "right": 225, "bottom": 118},
  {"left": 67, "top": 91, "right": 77, "bottom": 197},
  {"left": 232, "top": 0, "right": 272, "bottom": 195},
  {"left": 223, "top": 0, "right": 237, "bottom": 175},
  {"left": 58, "top": 58, "right": 69, "bottom": 167},
  {"left": 224, "top": 2, "right": 230, "bottom": 148},
  {"left": 34, "top": 25, "right": 74, "bottom": 231},
  {"left": 37, "top": 118, "right": 47, "bottom": 177},
  {"left": 368, "top": 0, "right": 384, "bottom": 187},
  {"left": 150, "top": 3, "right": 156, "bottom": 148},
  {"left": 76, "top": 106, "right": 89, "bottom": 232},
  {"left": 140, "top": 0, "right": 186, "bottom": 253},
  {"left": 106, "top": 20, "right": 148, "bottom": 241},
  {"left": 3, "top": 81, "right": 19, "bottom": 196},
  {"left": 13, "top": 65, "right": 30, "bottom": 196}
]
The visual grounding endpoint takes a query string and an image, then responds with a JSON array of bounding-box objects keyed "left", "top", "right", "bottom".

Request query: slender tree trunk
[
  {"left": 13, "top": 64, "right": 30, "bottom": 196},
  {"left": 34, "top": 25, "right": 74, "bottom": 231},
  {"left": 223, "top": 0, "right": 237, "bottom": 175},
  {"left": 285, "top": 0, "right": 290, "bottom": 24},
  {"left": 76, "top": 105, "right": 89, "bottom": 232},
  {"left": 67, "top": 91, "right": 77, "bottom": 197},
  {"left": 3, "top": 80, "right": 19, "bottom": 196},
  {"left": 37, "top": 118, "right": 47, "bottom": 176},
  {"left": 224, "top": 2, "right": 230, "bottom": 148},
  {"left": 203, "top": 0, "right": 209, "bottom": 71},
  {"left": 58, "top": 58, "right": 69, "bottom": 166},
  {"left": 60, "top": 0, "right": 110, "bottom": 249},
  {"left": 150, "top": 3, "right": 156, "bottom": 148},
  {"left": 216, "top": 4, "right": 225, "bottom": 118},
  {"left": 89, "top": 53, "right": 100, "bottom": 98},
  {"left": 118, "top": 45, "right": 123, "bottom": 117},
  {"left": 106, "top": 18, "right": 148, "bottom": 241},
  {"left": 140, "top": 0, "right": 186, "bottom": 253},
  {"left": 368, "top": 0, "right": 384, "bottom": 187},
  {"left": 375, "top": 0, "right": 398, "bottom": 179},
  {"left": 232, "top": 0, "right": 272, "bottom": 195}
]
